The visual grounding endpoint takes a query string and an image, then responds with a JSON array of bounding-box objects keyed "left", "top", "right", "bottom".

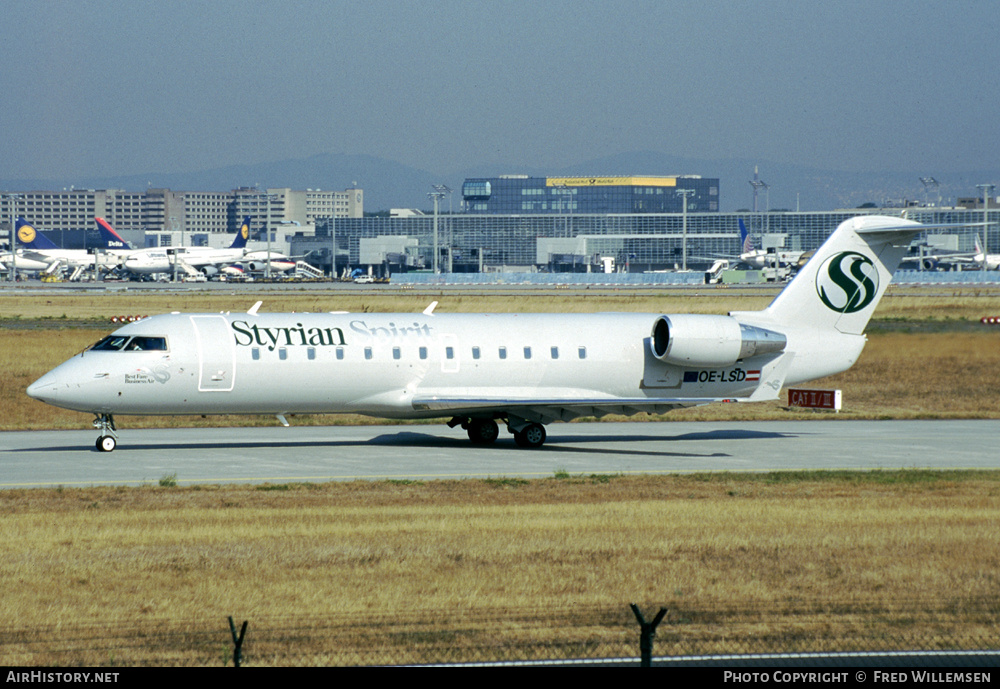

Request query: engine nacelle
[{"left": 650, "top": 314, "right": 786, "bottom": 367}]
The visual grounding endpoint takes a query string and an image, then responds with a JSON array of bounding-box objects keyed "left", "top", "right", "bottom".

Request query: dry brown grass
[
  {"left": 0, "top": 473, "right": 997, "bottom": 665},
  {"left": 3, "top": 287, "right": 999, "bottom": 664},
  {"left": 2, "top": 283, "right": 999, "bottom": 321}
]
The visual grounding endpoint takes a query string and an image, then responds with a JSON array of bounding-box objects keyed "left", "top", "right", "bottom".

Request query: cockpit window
[
  {"left": 91, "top": 336, "right": 130, "bottom": 351},
  {"left": 90, "top": 335, "right": 167, "bottom": 352},
  {"left": 124, "top": 336, "right": 167, "bottom": 351}
]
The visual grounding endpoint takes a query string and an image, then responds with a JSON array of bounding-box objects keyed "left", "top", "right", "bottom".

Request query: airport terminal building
[
  {"left": 461, "top": 175, "right": 719, "bottom": 214},
  {"left": 297, "top": 207, "right": 997, "bottom": 276},
  {"left": 1, "top": 186, "right": 363, "bottom": 248}
]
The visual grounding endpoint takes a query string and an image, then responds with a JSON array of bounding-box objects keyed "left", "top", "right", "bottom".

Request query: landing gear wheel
[
  {"left": 92, "top": 413, "right": 118, "bottom": 452},
  {"left": 514, "top": 423, "right": 546, "bottom": 449},
  {"left": 467, "top": 419, "right": 500, "bottom": 445}
]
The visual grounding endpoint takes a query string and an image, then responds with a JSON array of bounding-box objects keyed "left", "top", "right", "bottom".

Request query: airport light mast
[
  {"left": 976, "top": 183, "right": 995, "bottom": 259},
  {"left": 432, "top": 185, "right": 452, "bottom": 272},
  {"left": 676, "top": 188, "right": 694, "bottom": 271},
  {"left": 428, "top": 189, "right": 445, "bottom": 274},
  {"left": 920, "top": 177, "right": 940, "bottom": 206},
  {"left": 749, "top": 166, "right": 770, "bottom": 235},
  {"left": 3, "top": 193, "right": 21, "bottom": 282},
  {"left": 170, "top": 216, "right": 180, "bottom": 283}
]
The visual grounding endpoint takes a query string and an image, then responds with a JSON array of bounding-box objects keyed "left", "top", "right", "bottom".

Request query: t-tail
[
  {"left": 94, "top": 217, "right": 132, "bottom": 251},
  {"left": 228, "top": 217, "right": 252, "bottom": 250},
  {"left": 15, "top": 218, "right": 60, "bottom": 250},
  {"left": 733, "top": 215, "right": 924, "bottom": 337}
]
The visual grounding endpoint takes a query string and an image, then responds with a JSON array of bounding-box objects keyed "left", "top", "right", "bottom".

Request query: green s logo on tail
[{"left": 816, "top": 251, "right": 878, "bottom": 313}]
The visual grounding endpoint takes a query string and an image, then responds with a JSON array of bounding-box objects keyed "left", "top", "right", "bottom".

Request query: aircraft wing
[
  {"left": 411, "top": 352, "right": 794, "bottom": 423},
  {"left": 411, "top": 395, "right": 730, "bottom": 423}
]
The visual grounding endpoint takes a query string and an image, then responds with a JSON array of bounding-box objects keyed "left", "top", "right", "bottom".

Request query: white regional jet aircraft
[{"left": 28, "top": 215, "right": 925, "bottom": 452}]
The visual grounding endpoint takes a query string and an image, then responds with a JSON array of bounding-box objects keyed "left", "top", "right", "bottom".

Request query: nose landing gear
[{"left": 93, "top": 413, "right": 118, "bottom": 452}]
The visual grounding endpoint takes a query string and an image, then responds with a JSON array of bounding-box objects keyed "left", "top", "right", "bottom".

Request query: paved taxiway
[{"left": 1, "top": 419, "right": 997, "bottom": 488}]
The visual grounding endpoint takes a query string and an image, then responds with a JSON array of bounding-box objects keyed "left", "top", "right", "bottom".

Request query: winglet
[
  {"left": 423, "top": 301, "right": 438, "bottom": 316},
  {"left": 247, "top": 301, "right": 262, "bottom": 315}
]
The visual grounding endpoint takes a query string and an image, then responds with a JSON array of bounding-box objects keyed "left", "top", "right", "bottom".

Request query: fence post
[
  {"left": 228, "top": 616, "right": 248, "bottom": 667},
  {"left": 630, "top": 604, "right": 667, "bottom": 667}
]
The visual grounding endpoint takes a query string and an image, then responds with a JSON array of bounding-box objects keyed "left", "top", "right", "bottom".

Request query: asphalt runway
[{"left": 1, "top": 419, "right": 998, "bottom": 488}]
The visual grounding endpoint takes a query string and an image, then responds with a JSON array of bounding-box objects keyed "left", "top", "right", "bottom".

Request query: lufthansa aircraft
[
  {"left": 5, "top": 218, "right": 134, "bottom": 273},
  {"left": 29, "top": 215, "right": 924, "bottom": 452},
  {"left": 122, "top": 217, "right": 293, "bottom": 275}
]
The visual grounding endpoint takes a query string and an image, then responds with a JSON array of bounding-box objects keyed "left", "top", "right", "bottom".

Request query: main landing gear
[
  {"left": 93, "top": 413, "right": 118, "bottom": 452},
  {"left": 449, "top": 416, "right": 548, "bottom": 448}
]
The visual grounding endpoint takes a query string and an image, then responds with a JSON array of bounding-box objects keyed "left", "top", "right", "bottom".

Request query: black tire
[
  {"left": 467, "top": 419, "right": 500, "bottom": 445},
  {"left": 96, "top": 436, "right": 116, "bottom": 453},
  {"left": 513, "top": 423, "right": 546, "bottom": 448}
]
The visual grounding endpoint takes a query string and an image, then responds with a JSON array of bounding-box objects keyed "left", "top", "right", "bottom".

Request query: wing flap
[{"left": 411, "top": 395, "right": 733, "bottom": 422}]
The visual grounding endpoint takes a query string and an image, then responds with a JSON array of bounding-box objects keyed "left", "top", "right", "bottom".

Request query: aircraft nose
[{"left": 26, "top": 371, "right": 67, "bottom": 404}]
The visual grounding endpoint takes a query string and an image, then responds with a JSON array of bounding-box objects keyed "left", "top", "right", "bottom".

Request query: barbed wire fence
[{"left": 1, "top": 600, "right": 996, "bottom": 666}]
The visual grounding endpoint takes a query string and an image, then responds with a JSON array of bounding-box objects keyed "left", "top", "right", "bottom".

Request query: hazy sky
[{"left": 2, "top": 0, "right": 997, "bottom": 180}]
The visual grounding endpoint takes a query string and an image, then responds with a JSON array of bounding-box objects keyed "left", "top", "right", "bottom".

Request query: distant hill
[{"left": 3, "top": 151, "right": 996, "bottom": 213}]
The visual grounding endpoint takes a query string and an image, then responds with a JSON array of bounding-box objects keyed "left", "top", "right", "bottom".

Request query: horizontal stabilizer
[{"left": 747, "top": 352, "right": 795, "bottom": 402}]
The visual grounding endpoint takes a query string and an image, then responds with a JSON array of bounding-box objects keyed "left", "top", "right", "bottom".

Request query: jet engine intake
[{"left": 650, "top": 314, "right": 786, "bottom": 367}]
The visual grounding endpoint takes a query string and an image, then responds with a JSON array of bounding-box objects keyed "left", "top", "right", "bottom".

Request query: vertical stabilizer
[
  {"left": 95, "top": 218, "right": 132, "bottom": 251},
  {"left": 15, "top": 218, "right": 60, "bottom": 250},
  {"left": 229, "top": 217, "right": 252, "bottom": 250},
  {"left": 734, "top": 216, "right": 923, "bottom": 336},
  {"left": 739, "top": 218, "right": 753, "bottom": 254}
]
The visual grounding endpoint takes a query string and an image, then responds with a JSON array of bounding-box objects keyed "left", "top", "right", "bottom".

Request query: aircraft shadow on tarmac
[{"left": 23, "top": 427, "right": 801, "bottom": 460}]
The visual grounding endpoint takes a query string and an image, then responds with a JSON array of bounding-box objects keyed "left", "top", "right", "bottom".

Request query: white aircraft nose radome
[{"left": 26, "top": 372, "right": 63, "bottom": 404}]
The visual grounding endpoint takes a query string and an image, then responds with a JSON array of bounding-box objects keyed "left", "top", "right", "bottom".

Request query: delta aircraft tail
[{"left": 94, "top": 218, "right": 132, "bottom": 251}]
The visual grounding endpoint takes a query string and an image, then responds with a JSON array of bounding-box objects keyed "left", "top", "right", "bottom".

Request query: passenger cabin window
[
  {"left": 364, "top": 347, "right": 373, "bottom": 360},
  {"left": 524, "top": 346, "right": 532, "bottom": 360},
  {"left": 278, "top": 348, "right": 288, "bottom": 360},
  {"left": 419, "top": 346, "right": 428, "bottom": 360},
  {"left": 393, "top": 346, "right": 401, "bottom": 360},
  {"left": 472, "top": 346, "right": 481, "bottom": 360},
  {"left": 252, "top": 348, "right": 261, "bottom": 361},
  {"left": 499, "top": 346, "right": 507, "bottom": 360},
  {"left": 550, "top": 346, "right": 559, "bottom": 359},
  {"left": 307, "top": 347, "right": 316, "bottom": 360},
  {"left": 336, "top": 347, "right": 345, "bottom": 360},
  {"left": 578, "top": 346, "right": 587, "bottom": 359}
]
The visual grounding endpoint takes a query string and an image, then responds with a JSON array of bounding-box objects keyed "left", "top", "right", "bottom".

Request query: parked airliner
[
  {"left": 914, "top": 235, "right": 999, "bottom": 271},
  {"left": 28, "top": 216, "right": 926, "bottom": 452},
  {"left": 5, "top": 217, "right": 134, "bottom": 274},
  {"left": 738, "top": 219, "right": 811, "bottom": 269},
  {"left": 123, "top": 217, "right": 293, "bottom": 275}
]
